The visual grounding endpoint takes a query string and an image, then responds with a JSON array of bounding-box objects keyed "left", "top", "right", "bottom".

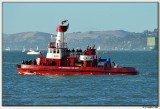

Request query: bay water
[{"left": 2, "top": 50, "right": 158, "bottom": 106}]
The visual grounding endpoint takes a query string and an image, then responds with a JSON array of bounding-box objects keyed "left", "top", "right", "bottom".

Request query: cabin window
[
  {"left": 53, "top": 49, "right": 56, "bottom": 53},
  {"left": 49, "top": 49, "right": 53, "bottom": 53},
  {"left": 57, "top": 49, "right": 59, "bottom": 53}
]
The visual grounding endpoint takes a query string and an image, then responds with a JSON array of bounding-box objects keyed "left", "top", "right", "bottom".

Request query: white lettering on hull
[{"left": 58, "top": 67, "right": 79, "bottom": 69}]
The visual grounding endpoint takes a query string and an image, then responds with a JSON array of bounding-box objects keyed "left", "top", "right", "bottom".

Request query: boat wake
[{"left": 23, "top": 72, "right": 36, "bottom": 75}]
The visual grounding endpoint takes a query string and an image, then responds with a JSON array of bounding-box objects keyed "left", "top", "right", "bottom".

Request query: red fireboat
[{"left": 17, "top": 20, "right": 138, "bottom": 75}]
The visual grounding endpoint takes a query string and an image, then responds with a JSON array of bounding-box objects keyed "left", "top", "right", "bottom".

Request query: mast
[
  {"left": 56, "top": 20, "right": 69, "bottom": 48},
  {"left": 46, "top": 20, "right": 69, "bottom": 59}
]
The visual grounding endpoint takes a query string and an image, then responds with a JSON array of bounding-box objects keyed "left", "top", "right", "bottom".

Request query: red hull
[{"left": 17, "top": 64, "right": 138, "bottom": 75}]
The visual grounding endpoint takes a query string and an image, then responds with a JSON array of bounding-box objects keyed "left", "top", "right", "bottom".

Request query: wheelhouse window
[
  {"left": 53, "top": 49, "right": 56, "bottom": 53},
  {"left": 57, "top": 49, "right": 59, "bottom": 53}
]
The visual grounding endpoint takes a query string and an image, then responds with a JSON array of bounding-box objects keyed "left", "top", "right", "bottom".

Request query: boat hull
[{"left": 17, "top": 64, "right": 138, "bottom": 75}]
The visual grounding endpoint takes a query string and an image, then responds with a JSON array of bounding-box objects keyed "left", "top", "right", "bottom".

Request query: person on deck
[{"left": 40, "top": 52, "right": 43, "bottom": 58}]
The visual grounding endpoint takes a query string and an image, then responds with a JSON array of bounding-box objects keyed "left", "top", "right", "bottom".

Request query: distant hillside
[
  {"left": 3, "top": 31, "right": 51, "bottom": 50},
  {"left": 3, "top": 29, "right": 158, "bottom": 51}
]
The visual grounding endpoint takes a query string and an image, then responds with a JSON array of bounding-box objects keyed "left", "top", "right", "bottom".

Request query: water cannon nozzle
[{"left": 61, "top": 20, "right": 68, "bottom": 25}]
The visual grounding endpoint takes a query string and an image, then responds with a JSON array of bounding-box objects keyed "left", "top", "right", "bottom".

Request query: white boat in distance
[
  {"left": 27, "top": 46, "right": 40, "bottom": 55},
  {"left": 22, "top": 46, "right": 26, "bottom": 52},
  {"left": 4, "top": 47, "right": 10, "bottom": 51}
]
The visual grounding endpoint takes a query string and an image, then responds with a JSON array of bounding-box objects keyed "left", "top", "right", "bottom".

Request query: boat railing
[{"left": 57, "top": 43, "right": 67, "bottom": 48}]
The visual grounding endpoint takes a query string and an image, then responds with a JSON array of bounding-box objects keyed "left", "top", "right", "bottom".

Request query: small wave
[
  {"left": 122, "top": 63, "right": 150, "bottom": 66},
  {"left": 127, "top": 79, "right": 143, "bottom": 82},
  {"left": 45, "top": 75, "right": 66, "bottom": 79},
  {"left": 3, "top": 62, "right": 18, "bottom": 65},
  {"left": 139, "top": 71, "right": 158, "bottom": 76}
]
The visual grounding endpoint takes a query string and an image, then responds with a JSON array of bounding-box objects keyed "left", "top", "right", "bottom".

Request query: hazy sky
[{"left": 3, "top": 2, "right": 158, "bottom": 34}]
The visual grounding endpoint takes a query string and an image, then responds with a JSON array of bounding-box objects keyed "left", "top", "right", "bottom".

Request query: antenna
[
  {"left": 61, "top": 20, "right": 68, "bottom": 25},
  {"left": 51, "top": 34, "right": 54, "bottom": 42}
]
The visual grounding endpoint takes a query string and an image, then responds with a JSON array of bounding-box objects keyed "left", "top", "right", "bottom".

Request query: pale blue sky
[{"left": 3, "top": 2, "right": 158, "bottom": 34}]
